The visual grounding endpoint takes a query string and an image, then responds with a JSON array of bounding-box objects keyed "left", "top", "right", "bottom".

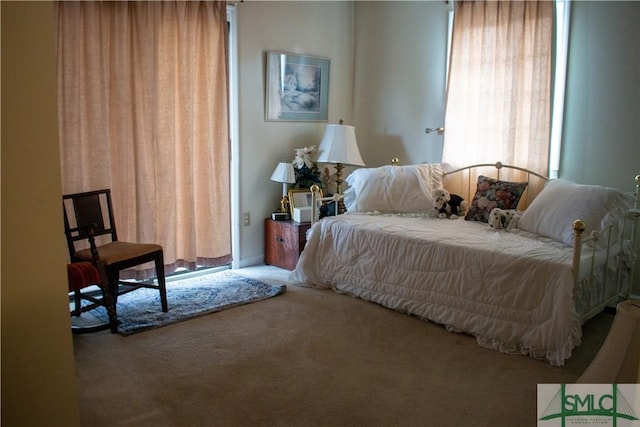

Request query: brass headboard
[{"left": 442, "top": 161, "right": 548, "bottom": 210}]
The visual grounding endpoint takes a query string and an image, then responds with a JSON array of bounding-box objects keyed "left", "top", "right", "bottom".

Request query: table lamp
[
  {"left": 316, "top": 120, "right": 365, "bottom": 214},
  {"left": 270, "top": 162, "right": 296, "bottom": 218}
]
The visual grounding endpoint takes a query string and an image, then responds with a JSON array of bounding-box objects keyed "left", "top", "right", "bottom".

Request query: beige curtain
[
  {"left": 56, "top": 1, "right": 231, "bottom": 278},
  {"left": 442, "top": 0, "right": 553, "bottom": 201}
]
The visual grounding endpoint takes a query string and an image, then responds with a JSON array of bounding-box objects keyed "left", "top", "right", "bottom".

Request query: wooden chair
[
  {"left": 63, "top": 189, "right": 168, "bottom": 323},
  {"left": 68, "top": 226, "right": 118, "bottom": 333}
]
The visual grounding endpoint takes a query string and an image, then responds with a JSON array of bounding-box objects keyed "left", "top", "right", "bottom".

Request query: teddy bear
[
  {"left": 488, "top": 208, "right": 521, "bottom": 231},
  {"left": 433, "top": 188, "right": 468, "bottom": 219}
]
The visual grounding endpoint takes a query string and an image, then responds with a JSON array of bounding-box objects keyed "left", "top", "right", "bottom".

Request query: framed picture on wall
[{"left": 265, "top": 51, "right": 330, "bottom": 122}]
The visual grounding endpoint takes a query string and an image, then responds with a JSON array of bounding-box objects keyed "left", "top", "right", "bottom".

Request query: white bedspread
[{"left": 295, "top": 213, "right": 586, "bottom": 366}]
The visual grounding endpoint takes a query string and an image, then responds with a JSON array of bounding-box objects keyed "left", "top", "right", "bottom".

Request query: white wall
[
  {"left": 352, "top": 1, "right": 450, "bottom": 167},
  {"left": 560, "top": 1, "right": 640, "bottom": 296},
  {"left": 560, "top": 1, "right": 640, "bottom": 192},
  {"left": 236, "top": 1, "right": 355, "bottom": 264}
]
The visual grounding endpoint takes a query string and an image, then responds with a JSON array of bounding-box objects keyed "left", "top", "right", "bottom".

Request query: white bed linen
[{"left": 295, "top": 213, "right": 610, "bottom": 366}]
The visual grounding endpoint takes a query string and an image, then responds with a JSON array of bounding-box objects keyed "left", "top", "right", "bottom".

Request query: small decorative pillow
[
  {"left": 464, "top": 175, "right": 528, "bottom": 223},
  {"left": 343, "top": 163, "right": 443, "bottom": 213}
]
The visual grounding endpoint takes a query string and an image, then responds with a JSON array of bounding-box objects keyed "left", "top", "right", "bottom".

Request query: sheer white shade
[
  {"left": 316, "top": 124, "right": 365, "bottom": 166},
  {"left": 270, "top": 162, "right": 296, "bottom": 184}
]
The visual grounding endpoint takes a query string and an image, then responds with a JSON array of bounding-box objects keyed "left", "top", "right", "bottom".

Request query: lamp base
[
  {"left": 334, "top": 162, "right": 346, "bottom": 215},
  {"left": 337, "top": 199, "right": 346, "bottom": 215},
  {"left": 279, "top": 195, "right": 290, "bottom": 215}
]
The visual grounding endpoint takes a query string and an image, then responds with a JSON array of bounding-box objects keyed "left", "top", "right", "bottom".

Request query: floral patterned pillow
[{"left": 465, "top": 176, "right": 528, "bottom": 222}]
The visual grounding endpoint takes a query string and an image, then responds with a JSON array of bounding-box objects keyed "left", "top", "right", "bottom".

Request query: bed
[{"left": 294, "top": 162, "right": 637, "bottom": 366}]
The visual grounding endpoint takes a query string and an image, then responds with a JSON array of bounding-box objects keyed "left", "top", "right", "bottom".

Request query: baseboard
[{"left": 236, "top": 255, "right": 265, "bottom": 269}]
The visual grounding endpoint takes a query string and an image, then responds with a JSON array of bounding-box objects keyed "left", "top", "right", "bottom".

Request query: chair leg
[
  {"left": 105, "top": 268, "right": 120, "bottom": 327},
  {"left": 155, "top": 251, "right": 168, "bottom": 312},
  {"left": 100, "top": 284, "right": 119, "bottom": 334},
  {"left": 95, "top": 264, "right": 120, "bottom": 334},
  {"left": 73, "top": 289, "right": 82, "bottom": 316}
]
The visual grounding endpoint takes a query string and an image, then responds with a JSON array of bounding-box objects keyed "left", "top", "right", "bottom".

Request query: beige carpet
[{"left": 73, "top": 265, "right": 613, "bottom": 427}]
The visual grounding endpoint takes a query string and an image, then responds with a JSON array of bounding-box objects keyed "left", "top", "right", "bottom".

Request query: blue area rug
[{"left": 89, "top": 270, "right": 286, "bottom": 336}]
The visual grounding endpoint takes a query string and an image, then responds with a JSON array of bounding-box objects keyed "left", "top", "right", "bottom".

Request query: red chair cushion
[{"left": 67, "top": 262, "right": 101, "bottom": 292}]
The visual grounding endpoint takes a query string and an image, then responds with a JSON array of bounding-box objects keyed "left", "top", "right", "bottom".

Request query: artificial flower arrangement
[
  {"left": 293, "top": 145, "right": 338, "bottom": 217},
  {"left": 292, "top": 145, "right": 324, "bottom": 190}
]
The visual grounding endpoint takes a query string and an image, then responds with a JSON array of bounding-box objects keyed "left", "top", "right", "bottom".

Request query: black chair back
[{"left": 63, "top": 189, "right": 117, "bottom": 259}]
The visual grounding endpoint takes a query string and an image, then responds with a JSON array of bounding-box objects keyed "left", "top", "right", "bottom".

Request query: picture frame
[
  {"left": 265, "top": 51, "right": 330, "bottom": 122},
  {"left": 288, "top": 188, "right": 323, "bottom": 217}
]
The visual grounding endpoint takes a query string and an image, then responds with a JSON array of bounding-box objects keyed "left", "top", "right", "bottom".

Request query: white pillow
[
  {"left": 518, "top": 179, "right": 632, "bottom": 245},
  {"left": 343, "top": 164, "right": 443, "bottom": 213}
]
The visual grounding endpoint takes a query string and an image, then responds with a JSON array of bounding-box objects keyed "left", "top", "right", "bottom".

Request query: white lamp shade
[
  {"left": 270, "top": 162, "right": 296, "bottom": 184},
  {"left": 316, "top": 124, "right": 365, "bottom": 166}
]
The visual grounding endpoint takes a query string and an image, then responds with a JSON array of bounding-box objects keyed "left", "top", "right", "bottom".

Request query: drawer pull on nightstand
[{"left": 275, "top": 237, "right": 285, "bottom": 242}]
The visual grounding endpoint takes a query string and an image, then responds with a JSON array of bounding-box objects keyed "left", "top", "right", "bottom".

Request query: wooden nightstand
[{"left": 264, "top": 219, "right": 311, "bottom": 270}]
